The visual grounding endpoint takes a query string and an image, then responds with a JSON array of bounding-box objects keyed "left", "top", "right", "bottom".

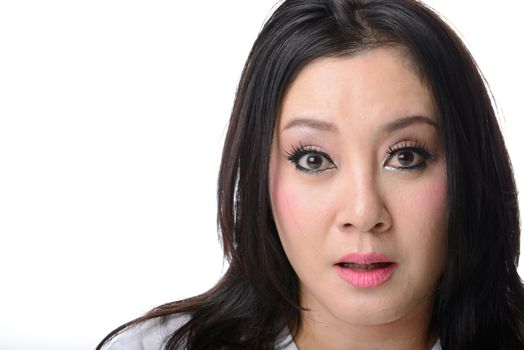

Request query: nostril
[
  {"left": 371, "top": 221, "right": 391, "bottom": 233},
  {"left": 340, "top": 221, "right": 389, "bottom": 233},
  {"left": 338, "top": 207, "right": 392, "bottom": 233}
]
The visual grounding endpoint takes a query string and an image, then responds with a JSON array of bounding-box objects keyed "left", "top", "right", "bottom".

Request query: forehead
[{"left": 277, "top": 47, "right": 437, "bottom": 132}]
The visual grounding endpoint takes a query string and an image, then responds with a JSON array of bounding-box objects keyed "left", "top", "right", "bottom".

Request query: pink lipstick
[{"left": 334, "top": 252, "right": 397, "bottom": 288}]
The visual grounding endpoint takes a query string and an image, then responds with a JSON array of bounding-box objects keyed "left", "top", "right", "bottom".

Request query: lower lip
[{"left": 334, "top": 263, "right": 398, "bottom": 288}]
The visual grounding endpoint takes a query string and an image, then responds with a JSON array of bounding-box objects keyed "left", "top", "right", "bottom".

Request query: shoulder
[
  {"left": 101, "top": 314, "right": 297, "bottom": 350},
  {"left": 100, "top": 314, "right": 190, "bottom": 350},
  {"left": 276, "top": 333, "right": 297, "bottom": 350}
]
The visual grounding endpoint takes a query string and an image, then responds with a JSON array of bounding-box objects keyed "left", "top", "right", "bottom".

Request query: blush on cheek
[
  {"left": 403, "top": 173, "right": 447, "bottom": 219},
  {"left": 269, "top": 154, "right": 294, "bottom": 234},
  {"left": 269, "top": 162, "right": 316, "bottom": 240},
  {"left": 425, "top": 176, "right": 447, "bottom": 217},
  {"left": 401, "top": 175, "right": 448, "bottom": 264},
  {"left": 271, "top": 179, "right": 302, "bottom": 235}
]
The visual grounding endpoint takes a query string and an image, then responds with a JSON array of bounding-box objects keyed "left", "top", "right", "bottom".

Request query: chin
[{"left": 332, "top": 296, "right": 407, "bottom": 326}]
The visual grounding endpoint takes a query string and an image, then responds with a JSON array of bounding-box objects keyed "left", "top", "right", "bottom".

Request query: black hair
[{"left": 98, "top": 0, "right": 524, "bottom": 349}]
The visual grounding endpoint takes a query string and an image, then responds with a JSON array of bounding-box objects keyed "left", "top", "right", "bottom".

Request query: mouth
[
  {"left": 334, "top": 252, "right": 398, "bottom": 288},
  {"left": 336, "top": 262, "right": 394, "bottom": 270}
]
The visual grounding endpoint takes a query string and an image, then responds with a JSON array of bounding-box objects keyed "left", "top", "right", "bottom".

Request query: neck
[{"left": 294, "top": 301, "right": 437, "bottom": 350}]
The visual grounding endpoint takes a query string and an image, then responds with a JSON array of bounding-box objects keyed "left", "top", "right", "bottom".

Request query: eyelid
[
  {"left": 383, "top": 140, "right": 435, "bottom": 170},
  {"left": 285, "top": 143, "right": 332, "bottom": 162},
  {"left": 285, "top": 143, "right": 337, "bottom": 174}
]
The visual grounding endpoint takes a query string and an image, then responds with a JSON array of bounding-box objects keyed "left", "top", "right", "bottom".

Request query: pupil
[
  {"left": 306, "top": 154, "right": 322, "bottom": 169},
  {"left": 398, "top": 151, "right": 414, "bottom": 165}
]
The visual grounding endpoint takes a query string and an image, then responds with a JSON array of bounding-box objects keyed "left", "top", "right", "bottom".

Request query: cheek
[
  {"left": 406, "top": 177, "right": 447, "bottom": 224},
  {"left": 395, "top": 172, "right": 448, "bottom": 269},
  {"left": 269, "top": 154, "right": 328, "bottom": 243},
  {"left": 270, "top": 163, "right": 306, "bottom": 237}
]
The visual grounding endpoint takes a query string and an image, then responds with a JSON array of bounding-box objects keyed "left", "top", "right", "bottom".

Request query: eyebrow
[
  {"left": 282, "top": 118, "right": 338, "bottom": 132},
  {"left": 281, "top": 115, "right": 438, "bottom": 133},
  {"left": 381, "top": 115, "right": 439, "bottom": 134}
]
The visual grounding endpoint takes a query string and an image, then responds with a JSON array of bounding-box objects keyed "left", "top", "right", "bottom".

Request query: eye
[
  {"left": 286, "top": 145, "right": 336, "bottom": 174},
  {"left": 385, "top": 142, "right": 434, "bottom": 171}
]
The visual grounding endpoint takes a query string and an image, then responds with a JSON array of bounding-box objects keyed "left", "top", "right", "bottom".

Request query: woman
[{"left": 98, "top": 0, "right": 524, "bottom": 349}]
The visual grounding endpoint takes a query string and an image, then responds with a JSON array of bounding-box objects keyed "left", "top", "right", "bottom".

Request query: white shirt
[{"left": 102, "top": 316, "right": 441, "bottom": 350}]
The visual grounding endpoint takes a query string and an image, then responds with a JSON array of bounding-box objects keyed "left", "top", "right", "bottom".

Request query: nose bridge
[{"left": 337, "top": 158, "right": 389, "bottom": 233}]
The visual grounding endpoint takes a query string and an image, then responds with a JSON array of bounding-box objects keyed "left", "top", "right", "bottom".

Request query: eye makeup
[
  {"left": 384, "top": 140, "right": 436, "bottom": 171},
  {"left": 285, "top": 143, "right": 337, "bottom": 175},
  {"left": 284, "top": 138, "right": 438, "bottom": 175}
]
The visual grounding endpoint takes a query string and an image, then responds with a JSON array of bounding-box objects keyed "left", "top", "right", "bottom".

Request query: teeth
[{"left": 340, "top": 262, "right": 391, "bottom": 269}]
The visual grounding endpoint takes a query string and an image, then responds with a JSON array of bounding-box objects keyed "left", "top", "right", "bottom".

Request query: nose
[{"left": 336, "top": 168, "right": 391, "bottom": 234}]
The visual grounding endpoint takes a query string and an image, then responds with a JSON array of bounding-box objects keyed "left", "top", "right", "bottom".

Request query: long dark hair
[{"left": 98, "top": 0, "right": 524, "bottom": 349}]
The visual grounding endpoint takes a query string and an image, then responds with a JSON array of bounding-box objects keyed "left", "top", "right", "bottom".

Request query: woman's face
[{"left": 269, "top": 48, "right": 447, "bottom": 329}]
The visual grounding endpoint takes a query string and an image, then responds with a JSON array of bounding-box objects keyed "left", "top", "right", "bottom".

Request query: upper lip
[{"left": 335, "top": 252, "right": 394, "bottom": 265}]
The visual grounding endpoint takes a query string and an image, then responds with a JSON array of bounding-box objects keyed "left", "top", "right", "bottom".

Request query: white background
[{"left": 0, "top": 1, "right": 522, "bottom": 349}]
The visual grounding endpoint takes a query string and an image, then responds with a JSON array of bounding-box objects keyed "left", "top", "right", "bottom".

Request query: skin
[{"left": 269, "top": 48, "right": 448, "bottom": 350}]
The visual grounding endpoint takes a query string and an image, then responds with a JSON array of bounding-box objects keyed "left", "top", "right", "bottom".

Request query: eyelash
[
  {"left": 285, "top": 143, "right": 336, "bottom": 175},
  {"left": 386, "top": 141, "right": 435, "bottom": 171},
  {"left": 285, "top": 141, "right": 435, "bottom": 174}
]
